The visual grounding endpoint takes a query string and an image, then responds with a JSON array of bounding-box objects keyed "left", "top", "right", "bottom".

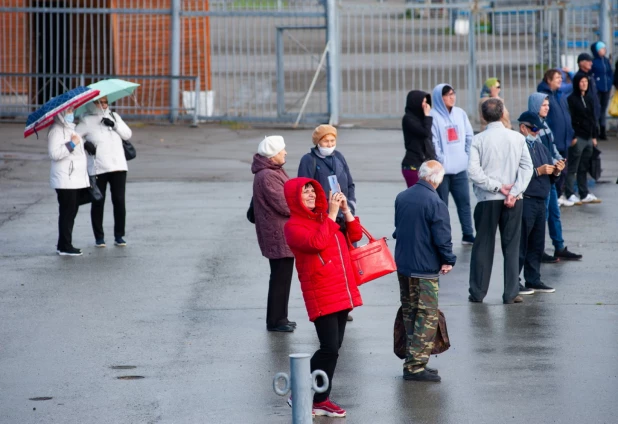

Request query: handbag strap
[{"left": 345, "top": 224, "right": 376, "bottom": 250}]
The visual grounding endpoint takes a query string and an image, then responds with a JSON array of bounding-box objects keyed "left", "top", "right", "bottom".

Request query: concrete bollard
[{"left": 273, "top": 353, "right": 329, "bottom": 424}]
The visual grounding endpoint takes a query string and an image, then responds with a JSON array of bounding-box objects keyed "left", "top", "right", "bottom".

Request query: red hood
[{"left": 284, "top": 177, "right": 328, "bottom": 220}]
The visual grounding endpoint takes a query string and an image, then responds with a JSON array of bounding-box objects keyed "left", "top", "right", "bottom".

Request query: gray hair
[
  {"left": 481, "top": 98, "right": 504, "bottom": 123},
  {"left": 419, "top": 160, "right": 445, "bottom": 186}
]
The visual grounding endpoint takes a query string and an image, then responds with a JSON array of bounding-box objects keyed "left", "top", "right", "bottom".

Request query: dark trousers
[
  {"left": 311, "top": 309, "right": 349, "bottom": 403},
  {"left": 91, "top": 171, "right": 127, "bottom": 240},
  {"left": 565, "top": 137, "right": 593, "bottom": 199},
  {"left": 402, "top": 169, "right": 419, "bottom": 188},
  {"left": 266, "top": 257, "right": 294, "bottom": 328},
  {"left": 469, "top": 200, "right": 523, "bottom": 303},
  {"left": 598, "top": 91, "right": 610, "bottom": 128},
  {"left": 519, "top": 197, "right": 546, "bottom": 286},
  {"left": 436, "top": 170, "right": 474, "bottom": 236},
  {"left": 56, "top": 189, "right": 81, "bottom": 251}
]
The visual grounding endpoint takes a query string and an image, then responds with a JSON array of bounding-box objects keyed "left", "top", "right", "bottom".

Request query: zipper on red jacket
[{"left": 334, "top": 234, "right": 354, "bottom": 308}]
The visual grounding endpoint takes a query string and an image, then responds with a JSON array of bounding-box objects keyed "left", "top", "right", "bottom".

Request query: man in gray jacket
[{"left": 467, "top": 99, "right": 533, "bottom": 304}]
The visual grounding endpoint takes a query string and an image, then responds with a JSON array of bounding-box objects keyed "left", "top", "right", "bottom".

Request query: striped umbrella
[{"left": 24, "top": 86, "right": 100, "bottom": 138}]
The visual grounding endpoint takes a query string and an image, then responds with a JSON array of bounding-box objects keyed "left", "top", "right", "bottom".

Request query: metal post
[
  {"left": 467, "top": 2, "right": 478, "bottom": 121},
  {"left": 276, "top": 28, "right": 285, "bottom": 118},
  {"left": 326, "top": 0, "right": 340, "bottom": 125},
  {"left": 191, "top": 76, "right": 200, "bottom": 128},
  {"left": 273, "top": 354, "right": 329, "bottom": 424},
  {"left": 170, "top": 0, "right": 181, "bottom": 123},
  {"left": 600, "top": 0, "right": 611, "bottom": 55}
]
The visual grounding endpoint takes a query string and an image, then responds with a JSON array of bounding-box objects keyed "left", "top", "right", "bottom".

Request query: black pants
[
  {"left": 266, "top": 257, "right": 294, "bottom": 328},
  {"left": 565, "top": 137, "right": 593, "bottom": 199},
  {"left": 91, "top": 171, "right": 127, "bottom": 240},
  {"left": 56, "top": 189, "right": 81, "bottom": 251},
  {"left": 519, "top": 197, "right": 546, "bottom": 286},
  {"left": 469, "top": 200, "right": 523, "bottom": 303},
  {"left": 311, "top": 309, "right": 349, "bottom": 403}
]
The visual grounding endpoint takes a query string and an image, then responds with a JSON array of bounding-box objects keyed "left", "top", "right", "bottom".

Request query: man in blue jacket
[
  {"left": 591, "top": 41, "right": 614, "bottom": 140},
  {"left": 516, "top": 111, "right": 565, "bottom": 295},
  {"left": 537, "top": 69, "right": 574, "bottom": 200},
  {"left": 394, "top": 160, "right": 456, "bottom": 383}
]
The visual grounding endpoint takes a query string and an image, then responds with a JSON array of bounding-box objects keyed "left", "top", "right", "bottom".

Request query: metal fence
[{"left": 0, "top": 0, "right": 610, "bottom": 125}]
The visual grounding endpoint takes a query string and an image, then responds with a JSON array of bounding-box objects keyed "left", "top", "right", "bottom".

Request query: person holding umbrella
[
  {"left": 77, "top": 92, "right": 134, "bottom": 247},
  {"left": 25, "top": 86, "right": 100, "bottom": 255},
  {"left": 48, "top": 107, "right": 90, "bottom": 256}
]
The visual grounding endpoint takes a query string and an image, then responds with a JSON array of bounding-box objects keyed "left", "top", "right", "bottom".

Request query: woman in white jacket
[
  {"left": 76, "top": 97, "right": 132, "bottom": 247},
  {"left": 48, "top": 108, "right": 89, "bottom": 256}
]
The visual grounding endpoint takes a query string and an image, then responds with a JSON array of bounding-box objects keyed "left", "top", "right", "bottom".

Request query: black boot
[{"left": 600, "top": 125, "right": 608, "bottom": 140}]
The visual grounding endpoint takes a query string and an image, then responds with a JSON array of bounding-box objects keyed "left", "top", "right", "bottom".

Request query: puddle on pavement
[
  {"left": 29, "top": 397, "right": 53, "bottom": 401},
  {"left": 116, "top": 375, "right": 145, "bottom": 380},
  {"left": 110, "top": 365, "right": 137, "bottom": 370}
]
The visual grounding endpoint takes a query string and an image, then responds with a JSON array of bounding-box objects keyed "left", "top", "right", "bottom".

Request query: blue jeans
[
  {"left": 436, "top": 170, "right": 474, "bottom": 236},
  {"left": 545, "top": 184, "right": 564, "bottom": 251}
]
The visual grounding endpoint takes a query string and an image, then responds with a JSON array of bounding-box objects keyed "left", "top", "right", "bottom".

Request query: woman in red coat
[{"left": 283, "top": 177, "right": 363, "bottom": 418}]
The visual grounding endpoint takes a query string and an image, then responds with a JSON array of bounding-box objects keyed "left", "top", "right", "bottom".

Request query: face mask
[
  {"left": 64, "top": 113, "right": 75, "bottom": 124},
  {"left": 318, "top": 146, "right": 336, "bottom": 156},
  {"left": 526, "top": 134, "right": 537, "bottom": 143}
]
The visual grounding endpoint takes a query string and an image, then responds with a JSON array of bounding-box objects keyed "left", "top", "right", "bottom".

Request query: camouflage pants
[{"left": 398, "top": 273, "right": 439, "bottom": 373}]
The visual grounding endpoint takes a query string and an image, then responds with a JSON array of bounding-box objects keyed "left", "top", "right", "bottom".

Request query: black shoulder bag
[{"left": 110, "top": 112, "right": 136, "bottom": 161}]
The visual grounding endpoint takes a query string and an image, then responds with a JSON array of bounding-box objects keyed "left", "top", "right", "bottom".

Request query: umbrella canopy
[
  {"left": 75, "top": 79, "right": 140, "bottom": 117},
  {"left": 24, "top": 86, "right": 100, "bottom": 138}
]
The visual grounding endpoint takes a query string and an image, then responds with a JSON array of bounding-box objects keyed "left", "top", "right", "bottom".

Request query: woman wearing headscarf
[
  {"left": 401, "top": 90, "right": 435, "bottom": 187},
  {"left": 297, "top": 125, "right": 357, "bottom": 321},
  {"left": 251, "top": 136, "right": 296, "bottom": 333},
  {"left": 283, "top": 177, "right": 363, "bottom": 418},
  {"left": 76, "top": 97, "right": 132, "bottom": 247},
  {"left": 48, "top": 107, "right": 89, "bottom": 256},
  {"left": 478, "top": 78, "right": 511, "bottom": 131}
]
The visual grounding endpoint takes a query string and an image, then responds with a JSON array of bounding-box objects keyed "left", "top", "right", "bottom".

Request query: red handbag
[{"left": 346, "top": 225, "right": 397, "bottom": 285}]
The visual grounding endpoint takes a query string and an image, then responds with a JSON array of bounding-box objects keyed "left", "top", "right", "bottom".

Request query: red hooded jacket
[{"left": 284, "top": 177, "right": 363, "bottom": 322}]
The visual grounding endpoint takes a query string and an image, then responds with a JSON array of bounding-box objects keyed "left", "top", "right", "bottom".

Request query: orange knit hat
[{"left": 312, "top": 124, "right": 337, "bottom": 145}]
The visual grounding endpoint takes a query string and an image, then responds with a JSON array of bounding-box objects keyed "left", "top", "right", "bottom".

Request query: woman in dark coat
[
  {"left": 251, "top": 135, "right": 296, "bottom": 332},
  {"left": 401, "top": 90, "right": 435, "bottom": 187},
  {"left": 566, "top": 74, "right": 601, "bottom": 204}
]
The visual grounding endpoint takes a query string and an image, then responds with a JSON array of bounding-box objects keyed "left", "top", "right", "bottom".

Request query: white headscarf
[
  {"left": 53, "top": 109, "right": 76, "bottom": 131},
  {"left": 85, "top": 100, "right": 111, "bottom": 118}
]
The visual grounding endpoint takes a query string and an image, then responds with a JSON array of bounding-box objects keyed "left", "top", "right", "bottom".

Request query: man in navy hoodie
[
  {"left": 516, "top": 112, "right": 565, "bottom": 295},
  {"left": 591, "top": 41, "right": 614, "bottom": 140},
  {"left": 537, "top": 69, "right": 574, "bottom": 201}
]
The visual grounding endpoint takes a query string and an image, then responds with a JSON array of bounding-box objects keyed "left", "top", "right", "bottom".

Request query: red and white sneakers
[{"left": 312, "top": 398, "right": 347, "bottom": 418}]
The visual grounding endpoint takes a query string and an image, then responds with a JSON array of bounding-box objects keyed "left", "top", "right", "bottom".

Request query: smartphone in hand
[{"left": 328, "top": 175, "right": 340, "bottom": 194}]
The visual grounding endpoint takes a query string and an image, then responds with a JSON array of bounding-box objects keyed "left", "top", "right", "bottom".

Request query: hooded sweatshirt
[
  {"left": 251, "top": 153, "right": 293, "bottom": 260},
  {"left": 527, "top": 92, "right": 563, "bottom": 163},
  {"left": 283, "top": 177, "right": 363, "bottom": 321},
  {"left": 591, "top": 41, "right": 613, "bottom": 93},
  {"left": 568, "top": 74, "right": 599, "bottom": 140},
  {"left": 75, "top": 103, "right": 132, "bottom": 176},
  {"left": 48, "top": 110, "right": 89, "bottom": 189},
  {"left": 537, "top": 79, "right": 574, "bottom": 152},
  {"left": 430, "top": 84, "right": 474, "bottom": 175},
  {"left": 401, "top": 90, "right": 435, "bottom": 168}
]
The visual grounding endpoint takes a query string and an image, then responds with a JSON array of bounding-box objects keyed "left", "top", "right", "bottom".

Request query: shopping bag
[
  {"left": 609, "top": 92, "right": 618, "bottom": 117},
  {"left": 346, "top": 225, "right": 396, "bottom": 285},
  {"left": 393, "top": 306, "right": 450, "bottom": 359}
]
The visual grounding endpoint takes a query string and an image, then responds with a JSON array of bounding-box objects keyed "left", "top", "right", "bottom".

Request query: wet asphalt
[{"left": 0, "top": 121, "right": 617, "bottom": 424}]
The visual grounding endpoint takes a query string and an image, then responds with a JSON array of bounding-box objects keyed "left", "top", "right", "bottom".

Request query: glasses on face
[
  {"left": 525, "top": 125, "right": 540, "bottom": 133},
  {"left": 97, "top": 100, "right": 108, "bottom": 105},
  {"left": 444, "top": 92, "right": 456, "bottom": 98},
  {"left": 495, "top": 86, "right": 501, "bottom": 89}
]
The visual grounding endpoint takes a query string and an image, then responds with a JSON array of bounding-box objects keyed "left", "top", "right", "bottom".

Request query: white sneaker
[
  {"left": 567, "top": 195, "right": 582, "bottom": 206},
  {"left": 559, "top": 195, "right": 575, "bottom": 207},
  {"left": 581, "top": 193, "right": 601, "bottom": 204}
]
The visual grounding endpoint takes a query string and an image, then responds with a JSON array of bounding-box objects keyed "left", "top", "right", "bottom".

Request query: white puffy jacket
[
  {"left": 76, "top": 106, "right": 132, "bottom": 176},
  {"left": 48, "top": 118, "right": 89, "bottom": 190}
]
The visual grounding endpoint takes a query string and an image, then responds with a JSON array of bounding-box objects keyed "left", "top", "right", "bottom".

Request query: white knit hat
[{"left": 257, "top": 135, "right": 285, "bottom": 158}]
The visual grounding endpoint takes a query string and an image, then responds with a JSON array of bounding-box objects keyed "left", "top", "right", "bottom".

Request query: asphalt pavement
[{"left": 1, "top": 121, "right": 617, "bottom": 424}]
